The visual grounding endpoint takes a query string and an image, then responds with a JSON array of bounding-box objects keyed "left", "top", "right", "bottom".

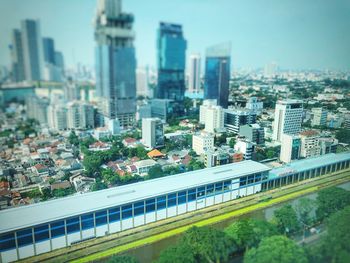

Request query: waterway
[{"left": 111, "top": 182, "right": 350, "bottom": 263}]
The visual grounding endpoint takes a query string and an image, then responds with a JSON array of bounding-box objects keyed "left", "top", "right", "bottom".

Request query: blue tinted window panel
[
  {"left": 51, "top": 221, "right": 65, "bottom": 238},
  {"left": 0, "top": 233, "right": 16, "bottom": 252},
  {"left": 81, "top": 214, "right": 94, "bottom": 230},
  {"left": 207, "top": 184, "right": 214, "bottom": 194},
  {"left": 197, "top": 186, "right": 205, "bottom": 198},
  {"left": 146, "top": 198, "right": 156, "bottom": 212},
  {"left": 34, "top": 224, "right": 49, "bottom": 242},
  {"left": 188, "top": 188, "right": 196, "bottom": 201},
  {"left": 178, "top": 191, "right": 187, "bottom": 204},
  {"left": 109, "top": 207, "right": 120, "bottom": 222},
  {"left": 95, "top": 210, "right": 107, "bottom": 227},
  {"left": 215, "top": 182, "right": 223, "bottom": 192},
  {"left": 157, "top": 196, "right": 166, "bottom": 210},
  {"left": 122, "top": 204, "right": 133, "bottom": 219},
  {"left": 66, "top": 217, "right": 80, "bottom": 234},
  {"left": 17, "top": 228, "right": 33, "bottom": 246},
  {"left": 134, "top": 201, "right": 145, "bottom": 216},
  {"left": 168, "top": 193, "right": 177, "bottom": 207}
]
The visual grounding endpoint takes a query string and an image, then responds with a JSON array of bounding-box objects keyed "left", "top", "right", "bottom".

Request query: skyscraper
[
  {"left": 42, "top": 37, "right": 55, "bottom": 64},
  {"left": 10, "top": 29, "right": 25, "bottom": 82},
  {"left": 94, "top": 0, "right": 136, "bottom": 127},
  {"left": 142, "top": 117, "right": 164, "bottom": 148},
  {"left": 272, "top": 100, "right": 303, "bottom": 142},
  {"left": 204, "top": 42, "right": 231, "bottom": 108},
  {"left": 188, "top": 53, "right": 201, "bottom": 93},
  {"left": 21, "top": 19, "right": 44, "bottom": 81},
  {"left": 54, "top": 51, "right": 64, "bottom": 70},
  {"left": 156, "top": 22, "right": 187, "bottom": 101}
]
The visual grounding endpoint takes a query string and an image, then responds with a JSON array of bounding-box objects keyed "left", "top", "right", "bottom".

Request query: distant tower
[
  {"left": 156, "top": 22, "right": 187, "bottom": 101},
  {"left": 188, "top": 53, "right": 201, "bottom": 93},
  {"left": 94, "top": 0, "right": 136, "bottom": 127},
  {"left": 272, "top": 100, "right": 303, "bottom": 142},
  {"left": 204, "top": 42, "right": 231, "bottom": 108},
  {"left": 42, "top": 37, "right": 55, "bottom": 64},
  {"left": 21, "top": 19, "right": 44, "bottom": 81},
  {"left": 10, "top": 29, "right": 25, "bottom": 82}
]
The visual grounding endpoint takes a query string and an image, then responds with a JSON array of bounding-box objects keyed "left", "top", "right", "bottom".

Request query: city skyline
[{"left": 0, "top": 0, "right": 349, "bottom": 71}]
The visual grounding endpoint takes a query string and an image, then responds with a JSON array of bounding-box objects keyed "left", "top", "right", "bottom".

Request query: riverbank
[{"left": 20, "top": 170, "right": 350, "bottom": 263}]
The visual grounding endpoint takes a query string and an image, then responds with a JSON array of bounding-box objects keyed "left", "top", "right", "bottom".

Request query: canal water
[{"left": 109, "top": 182, "right": 350, "bottom": 263}]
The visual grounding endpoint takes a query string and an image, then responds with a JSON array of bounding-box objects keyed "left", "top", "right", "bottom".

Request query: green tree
[
  {"left": 102, "top": 168, "right": 120, "bottom": 185},
  {"left": 68, "top": 131, "right": 80, "bottom": 146},
  {"left": 295, "top": 197, "right": 315, "bottom": 226},
  {"left": 225, "top": 219, "right": 278, "bottom": 251},
  {"left": 316, "top": 187, "right": 350, "bottom": 221},
  {"left": 83, "top": 154, "right": 103, "bottom": 177},
  {"left": 91, "top": 180, "right": 107, "bottom": 191},
  {"left": 156, "top": 243, "right": 196, "bottom": 263},
  {"left": 146, "top": 165, "right": 164, "bottom": 180},
  {"left": 335, "top": 129, "right": 350, "bottom": 144},
  {"left": 244, "top": 235, "right": 308, "bottom": 263},
  {"left": 229, "top": 138, "right": 236, "bottom": 148},
  {"left": 107, "top": 254, "right": 139, "bottom": 263},
  {"left": 273, "top": 204, "right": 300, "bottom": 235},
  {"left": 181, "top": 226, "right": 235, "bottom": 263}
]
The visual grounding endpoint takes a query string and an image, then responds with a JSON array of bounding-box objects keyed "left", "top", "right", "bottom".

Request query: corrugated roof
[{"left": 0, "top": 160, "right": 270, "bottom": 233}]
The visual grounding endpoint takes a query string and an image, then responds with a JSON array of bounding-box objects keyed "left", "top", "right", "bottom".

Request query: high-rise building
[
  {"left": 300, "top": 130, "right": 321, "bottom": 158},
  {"left": 10, "top": 29, "right": 25, "bottom": 82},
  {"left": 42, "top": 37, "right": 55, "bottom": 64},
  {"left": 21, "top": 19, "right": 44, "bottom": 81},
  {"left": 64, "top": 78, "right": 81, "bottom": 102},
  {"left": 192, "top": 132, "right": 215, "bottom": 155},
  {"left": 311, "top": 107, "right": 327, "bottom": 127},
  {"left": 142, "top": 118, "right": 164, "bottom": 148},
  {"left": 156, "top": 22, "right": 187, "bottom": 101},
  {"left": 26, "top": 96, "right": 49, "bottom": 124},
  {"left": 199, "top": 100, "right": 225, "bottom": 133},
  {"left": 224, "top": 109, "right": 257, "bottom": 134},
  {"left": 67, "top": 101, "right": 95, "bottom": 130},
  {"left": 94, "top": 0, "right": 136, "bottom": 127},
  {"left": 136, "top": 67, "right": 151, "bottom": 98},
  {"left": 239, "top": 124, "right": 265, "bottom": 145},
  {"left": 204, "top": 42, "right": 231, "bottom": 108},
  {"left": 54, "top": 51, "right": 64, "bottom": 70},
  {"left": 279, "top": 134, "right": 301, "bottom": 163},
  {"left": 188, "top": 53, "right": 201, "bottom": 93},
  {"left": 47, "top": 104, "right": 68, "bottom": 131},
  {"left": 272, "top": 100, "right": 303, "bottom": 142}
]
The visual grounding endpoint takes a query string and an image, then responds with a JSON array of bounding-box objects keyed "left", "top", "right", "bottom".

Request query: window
[
  {"left": 146, "top": 198, "right": 156, "bottom": 213},
  {"left": 248, "top": 175, "right": 254, "bottom": 184},
  {"left": 188, "top": 188, "right": 196, "bottom": 201},
  {"left": 168, "top": 193, "right": 177, "bottom": 207},
  {"left": 177, "top": 191, "right": 187, "bottom": 205},
  {"left": 223, "top": 180, "right": 231, "bottom": 191},
  {"left": 134, "top": 201, "right": 145, "bottom": 216},
  {"left": 66, "top": 217, "right": 80, "bottom": 234},
  {"left": 254, "top": 173, "right": 262, "bottom": 182},
  {"left": 215, "top": 182, "right": 223, "bottom": 193},
  {"left": 51, "top": 221, "right": 65, "bottom": 238},
  {"left": 122, "top": 204, "right": 132, "bottom": 219},
  {"left": 109, "top": 207, "right": 120, "bottom": 222},
  {"left": 206, "top": 184, "right": 214, "bottom": 195},
  {"left": 157, "top": 196, "right": 166, "bottom": 210},
  {"left": 239, "top": 176, "right": 247, "bottom": 186},
  {"left": 95, "top": 210, "right": 107, "bottom": 227},
  {"left": 197, "top": 186, "right": 205, "bottom": 198},
  {"left": 34, "top": 224, "right": 49, "bottom": 242},
  {"left": 0, "top": 233, "right": 16, "bottom": 252},
  {"left": 81, "top": 214, "right": 94, "bottom": 230}
]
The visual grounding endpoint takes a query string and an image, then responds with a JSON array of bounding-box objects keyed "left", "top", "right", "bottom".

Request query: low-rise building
[
  {"left": 192, "top": 133, "right": 215, "bottom": 155},
  {"left": 280, "top": 134, "right": 301, "bottom": 163},
  {"left": 234, "top": 137, "right": 254, "bottom": 160},
  {"left": 133, "top": 159, "right": 158, "bottom": 175},
  {"left": 300, "top": 130, "right": 321, "bottom": 158},
  {"left": 239, "top": 124, "right": 265, "bottom": 145}
]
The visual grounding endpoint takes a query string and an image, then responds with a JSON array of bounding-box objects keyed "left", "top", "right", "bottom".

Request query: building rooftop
[{"left": 0, "top": 160, "right": 270, "bottom": 233}]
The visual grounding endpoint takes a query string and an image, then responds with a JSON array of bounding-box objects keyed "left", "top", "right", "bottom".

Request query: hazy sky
[{"left": 0, "top": 0, "right": 349, "bottom": 70}]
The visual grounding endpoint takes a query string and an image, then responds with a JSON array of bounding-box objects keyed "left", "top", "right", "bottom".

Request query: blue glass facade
[
  {"left": 156, "top": 23, "right": 187, "bottom": 101},
  {"left": 43, "top": 38, "right": 55, "bottom": 64}
]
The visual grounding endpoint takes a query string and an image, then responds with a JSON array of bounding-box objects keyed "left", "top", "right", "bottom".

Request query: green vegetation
[
  {"left": 107, "top": 255, "right": 139, "bottom": 263},
  {"left": 335, "top": 129, "right": 350, "bottom": 144},
  {"left": 272, "top": 204, "right": 300, "bottom": 235}
]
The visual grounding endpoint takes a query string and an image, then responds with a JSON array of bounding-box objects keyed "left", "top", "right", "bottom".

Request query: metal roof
[
  {"left": 0, "top": 160, "right": 270, "bottom": 234},
  {"left": 269, "top": 152, "right": 350, "bottom": 178}
]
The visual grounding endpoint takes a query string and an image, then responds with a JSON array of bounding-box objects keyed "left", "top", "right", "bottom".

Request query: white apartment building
[
  {"left": 67, "top": 101, "right": 94, "bottom": 130},
  {"left": 234, "top": 137, "right": 254, "bottom": 160},
  {"left": 142, "top": 118, "right": 164, "bottom": 148},
  {"left": 272, "top": 100, "right": 303, "bottom": 142},
  {"left": 311, "top": 107, "right": 327, "bottom": 127},
  {"left": 199, "top": 100, "right": 224, "bottom": 133},
  {"left": 300, "top": 130, "right": 321, "bottom": 158},
  {"left": 280, "top": 134, "right": 301, "bottom": 163},
  {"left": 47, "top": 104, "right": 68, "bottom": 131},
  {"left": 192, "top": 133, "right": 215, "bottom": 155}
]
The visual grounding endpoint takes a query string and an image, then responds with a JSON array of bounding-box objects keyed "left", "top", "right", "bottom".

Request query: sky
[{"left": 0, "top": 0, "right": 350, "bottom": 71}]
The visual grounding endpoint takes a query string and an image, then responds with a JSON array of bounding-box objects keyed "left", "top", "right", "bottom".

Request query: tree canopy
[
  {"left": 106, "top": 254, "right": 139, "bottom": 263},
  {"left": 273, "top": 204, "right": 300, "bottom": 235}
]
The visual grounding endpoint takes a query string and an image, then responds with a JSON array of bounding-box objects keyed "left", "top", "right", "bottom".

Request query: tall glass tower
[
  {"left": 156, "top": 22, "right": 187, "bottom": 101},
  {"left": 204, "top": 42, "right": 231, "bottom": 108},
  {"left": 94, "top": 0, "right": 136, "bottom": 127}
]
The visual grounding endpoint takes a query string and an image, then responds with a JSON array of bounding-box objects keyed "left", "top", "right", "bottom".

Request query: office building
[
  {"left": 2, "top": 153, "right": 350, "bottom": 262},
  {"left": 54, "top": 51, "right": 64, "bottom": 70},
  {"left": 279, "top": 134, "right": 301, "bottom": 163},
  {"left": 188, "top": 53, "right": 201, "bottom": 93},
  {"left": 25, "top": 96, "right": 49, "bottom": 124},
  {"left": 136, "top": 104, "right": 152, "bottom": 121},
  {"left": 94, "top": 0, "right": 136, "bottom": 127},
  {"left": 239, "top": 124, "right": 265, "bottom": 145},
  {"left": 156, "top": 22, "right": 187, "bottom": 101},
  {"left": 21, "top": 19, "right": 44, "bottom": 81},
  {"left": 300, "top": 130, "right": 321, "bottom": 158},
  {"left": 64, "top": 78, "right": 81, "bottom": 102},
  {"left": 245, "top": 97, "right": 263, "bottom": 114},
  {"left": 192, "top": 133, "right": 215, "bottom": 155},
  {"left": 204, "top": 149, "right": 230, "bottom": 168},
  {"left": 272, "top": 100, "right": 303, "bottom": 142},
  {"left": 150, "top": 99, "right": 183, "bottom": 121},
  {"left": 10, "top": 29, "right": 25, "bottom": 82},
  {"left": 224, "top": 109, "right": 257, "bottom": 134},
  {"left": 136, "top": 67, "right": 150, "bottom": 98},
  {"left": 47, "top": 104, "right": 68, "bottom": 131},
  {"left": 0, "top": 83, "right": 35, "bottom": 104},
  {"left": 142, "top": 118, "right": 164, "bottom": 148},
  {"left": 311, "top": 107, "right": 327, "bottom": 127},
  {"left": 42, "top": 37, "right": 55, "bottom": 64},
  {"left": 67, "top": 101, "right": 95, "bottom": 130},
  {"left": 234, "top": 137, "right": 254, "bottom": 160},
  {"left": 199, "top": 99, "right": 217, "bottom": 123},
  {"left": 204, "top": 42, "right": 231, "bottom": 108},
  {"left": 319, "top": 137, "right": 338, "bottom": 155}
]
